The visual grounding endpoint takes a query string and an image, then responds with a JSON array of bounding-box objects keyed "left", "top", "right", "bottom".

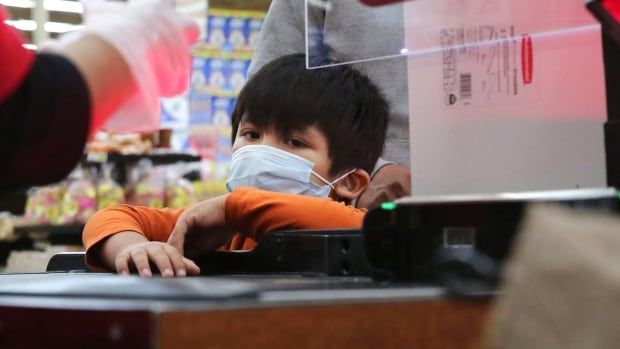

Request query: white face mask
[{"left": 226, "top": 145, "right": 356, "bottom": 198}]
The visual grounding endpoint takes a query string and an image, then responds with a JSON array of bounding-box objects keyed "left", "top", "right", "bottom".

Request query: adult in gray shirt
[{"left": 248, "top": 0, "right": 411, "bottom": 208}]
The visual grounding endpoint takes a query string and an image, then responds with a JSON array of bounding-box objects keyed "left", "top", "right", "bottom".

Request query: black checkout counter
[
  {"left": 2, "top": 188, "right": 616, "bottom": 349},
  {"left": 0, "top": 273, "right": 489, "bottom": 349},
  {"left": 0, "top": 227, "right": 496, "bottom": 349}
]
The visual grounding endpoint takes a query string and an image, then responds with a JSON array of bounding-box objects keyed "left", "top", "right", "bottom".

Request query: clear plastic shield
[
  {"left": 304, "top": 0, "right": 405, "bottom": 68},
  {"left": 304, "top": 0, "right": 608, "bottom": 196},
  {"left": 305, "top": 0, "right": 601, "bottom": 68}
]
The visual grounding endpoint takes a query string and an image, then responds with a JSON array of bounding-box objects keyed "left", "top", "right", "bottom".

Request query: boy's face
[{"left": 232, "top": 120, "right": 334, "bottom": 184}]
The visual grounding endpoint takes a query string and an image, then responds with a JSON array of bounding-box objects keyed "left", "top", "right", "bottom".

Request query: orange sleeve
[
  {"left": 82, "top": 204, "right": 185, "bottom": 261},
  {"left": 224, "top": 187, "right": 367, "bottom": 241}
]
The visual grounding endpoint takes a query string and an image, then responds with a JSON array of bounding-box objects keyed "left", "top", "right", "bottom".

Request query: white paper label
[{"left": 441, "top": 25, "right": 539, "bottom": 108}]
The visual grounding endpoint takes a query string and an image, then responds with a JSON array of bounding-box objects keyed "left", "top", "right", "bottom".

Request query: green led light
[
  {"left": 381, "top": 202, "right": 397, "bottom": 210},
  {"left": 617, "top": 192, "right": 620, "bottom": 200}
]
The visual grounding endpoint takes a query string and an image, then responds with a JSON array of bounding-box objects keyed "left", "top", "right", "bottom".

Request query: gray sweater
[{"left": 248, "top": 0, "right": 410, "bottom": 166}]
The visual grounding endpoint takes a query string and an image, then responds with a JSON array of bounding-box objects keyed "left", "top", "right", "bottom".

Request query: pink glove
[{"left": 53, "top": 0, "right": 199, "bottom": 132}]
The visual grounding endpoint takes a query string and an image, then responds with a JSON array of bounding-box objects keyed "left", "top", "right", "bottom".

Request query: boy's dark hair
[{"left": 231, "top": 54, "right": 389, "bottom": 176}]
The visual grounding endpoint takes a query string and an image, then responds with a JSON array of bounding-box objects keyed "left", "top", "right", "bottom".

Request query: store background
[{"left": 0, "top": 0, "right": 272, "bottom": 272}]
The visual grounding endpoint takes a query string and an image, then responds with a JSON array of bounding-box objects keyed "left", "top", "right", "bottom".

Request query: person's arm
[
  {"left": 0, "top": 34, "right": 138, "bottom": 192},
  {"left": 82, "top": 205, "right": 199, "bottom": 276},
  {"left": 0, "top": 1, "right": 197, "bottom": 192},
  {"left": 0, "top": 53, "right": 92, "bottom": 192},
  {"left": 45, "top": 0, "right": 199, "bottom": 134},
  {"left": 0, "top": 7, "right": 95, "bottom": 191},
  {"left": 58, "top": 34, "right": 136, "bottom": 134},
  {"left": 167, "top": 187, "right": 367, "bottom": 257}
]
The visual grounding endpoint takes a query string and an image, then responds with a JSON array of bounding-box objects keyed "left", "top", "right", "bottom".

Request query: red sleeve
[
  {"left": 603, "top": 0, "right": 620, "bottom": 21},
  {"left": 225, "top": 187, "right": 367, "bottom": 241},
  {"left": 0, "top": 6, "right": 35, "bottom": 102}
]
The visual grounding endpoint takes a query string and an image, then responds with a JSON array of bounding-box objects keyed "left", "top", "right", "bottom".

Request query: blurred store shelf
[
  {"left": 84, "top": 152, "right": 202, "bottom": 167},
  {"left": 13, "top": 223, "right": 84, "bottom": 245}
]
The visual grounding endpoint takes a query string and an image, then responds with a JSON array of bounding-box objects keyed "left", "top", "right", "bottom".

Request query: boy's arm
[
  {"left": 226, "top": 187, "right": 367, "bottom": 241},
  {"left": 83, "top": 205, "right": 199, "bottom": 276},
  {"left": 168, "top": 187, "right": 367, "bottom": 256}
]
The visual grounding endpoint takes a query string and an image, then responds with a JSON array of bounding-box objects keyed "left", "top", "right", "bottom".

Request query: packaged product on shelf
[
  {"left": 215, "top": 126, "right": 233, "bottom": 161},
  {"left": 227, "top": 16, "right": 247, "bottom": 51},
  {"left": 205, "top": 9, "right": 265, "bottom": 53},
  {"left": 124, "top": 164, "right": 139, "bottom": 206},
  {"left": 129, "top": 160, "right": 166, "bottom": 208},
  {"left": 0, "top": 212, "right": 14, "bottom": 240},
  {"left": 59, "top": 167, "right": 97, "bottom": 224},
  {"left": 189, "top": 57, "right": 213, "bottom": 126},
  {"left": 96, "top": 164, "right": 125, "bottom": 210},
  {"left": 247, "top": 17, "right": 263, "bottom": 48},
  {"left": 206, "top": 58, "right": 229, "bottom": 96},
  {"left": 200, "top": 180, "right": 228, "bottom": 200},
  {"left": 206, "top": 15, "right": 227, "bottom": 50},
  {"left": 165, "top": 164, "right": 196, "bottom": 209},
  {"left": 191, "top": 160, "right": 229, "bottom": 201},
  {"left": 189, "top": 126, "right": 218, "bottom": 159},
  {"left": 229, "top": 59, "right": 249, "bottom": 95},
  {"left": 192, "top": 181, "right": 205, "bottom": 202},
  {"left": 191, "top": 57, "right": 209, "bottom": 93},
  {"left": 211, "top": 97, "right": 234, "bottom": 126},
  {"left": 133, "top": 179, "right": 165, "bottom": 208},
  {"left": 189, "top": 91, "right": 213, "bottom": 125},
  {"left": 24, "top": 185, "right": 65, "bottom": 225}
]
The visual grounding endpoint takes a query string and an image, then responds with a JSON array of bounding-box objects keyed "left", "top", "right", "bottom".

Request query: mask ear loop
[{"left": 311, "top": 168, "right": 358, "bottom": 189}]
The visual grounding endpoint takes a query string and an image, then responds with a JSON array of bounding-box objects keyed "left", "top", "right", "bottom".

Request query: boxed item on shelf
[
  {"left": 205, "top": 9, "right": 264, "bottom": 52},
  {"left": 191, "top": 56, "right": 250, "bottom": 98},
  {"left": 206, "top": 14, "right": 227, "bottom": 50},
  {"left": 227, "top": 16, "right": 247, "bottom": 51},
  {"left": 205, "top": 57, "right": 230, "bottom": 96},
  {"left": 230, "top": 59, "right": 250, "bottom": 94}
]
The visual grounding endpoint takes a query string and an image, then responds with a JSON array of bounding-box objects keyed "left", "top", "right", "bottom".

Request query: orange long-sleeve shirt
[{"left": 83, "top": 187, "right": 367, "bottom": 269}]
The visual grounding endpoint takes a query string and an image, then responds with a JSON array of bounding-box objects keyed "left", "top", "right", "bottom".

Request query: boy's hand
[
  {"left": 357, "top": 164, "right": 411, "bottom": 210},
  {"left": 115, "top": 241, "right": 200, "bottom": 277},
  {"left": 167, "top": 194, "right": 235, "bottom": 258}
]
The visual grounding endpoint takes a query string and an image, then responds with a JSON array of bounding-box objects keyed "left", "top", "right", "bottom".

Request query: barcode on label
[{"left": 460, "top": 73, "right": 472, "bottom": 99}]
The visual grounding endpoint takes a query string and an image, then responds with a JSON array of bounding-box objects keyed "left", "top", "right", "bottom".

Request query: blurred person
[{"left": 0, "top": 0, "right": 198, "bottom": 193}]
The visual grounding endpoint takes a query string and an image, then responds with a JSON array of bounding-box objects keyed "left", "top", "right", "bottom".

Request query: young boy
[{"left": 83, "top": 54, "right": 389, "bottom": 277}]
